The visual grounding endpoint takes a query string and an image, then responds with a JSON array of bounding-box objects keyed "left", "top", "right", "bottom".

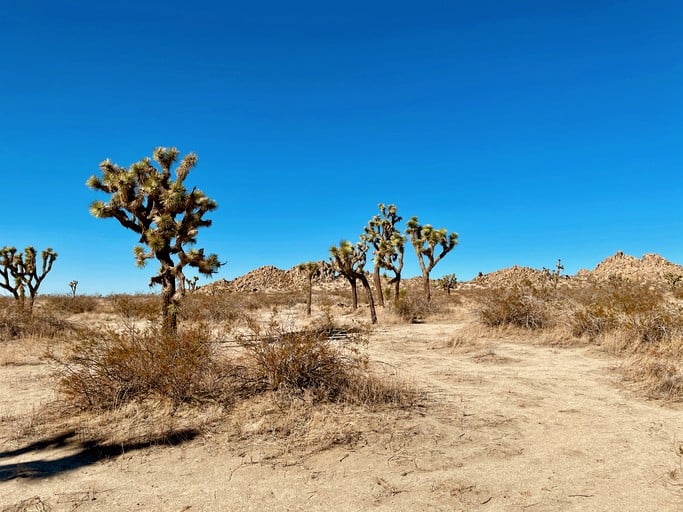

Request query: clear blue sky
[{"left": 1, "top": 0, "right": 681, "bottom": 295}]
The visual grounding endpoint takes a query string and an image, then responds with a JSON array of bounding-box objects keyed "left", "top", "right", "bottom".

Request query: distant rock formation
[
  {"left": 199, "top": 261, "right": 338, "bottom": 293},
  {"left": 584, "top": 251, "right": 683, "bottom": 285}
]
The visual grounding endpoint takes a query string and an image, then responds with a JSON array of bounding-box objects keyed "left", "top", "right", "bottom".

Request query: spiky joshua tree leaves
[
  {"left": 406, "top": 217, "right": 458, "bottom": 302},
  {"left": 330, "top": 240, "right": 377, "bottom": 324},
  {"left": 87, "top": 147, "right": 221, "bottom": 335},
  {"left": 0, "top": 246, "right": 57, "bottom": 312}
]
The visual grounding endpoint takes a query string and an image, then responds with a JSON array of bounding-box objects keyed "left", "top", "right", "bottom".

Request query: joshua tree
[
  {"left": 367, "top": 204, "right": 406, "bottom": 305},
  {"left": 0, "top": 246, "right": 58, "bottom": 311},
  {"left": 439, "top": 273, "right": 458, "bottom": 295},
  {"left": 69, "top": 280, "right": 79, "bottom": 297},
  {"left": 296, "top": 261, "right": 320, "bottom": 316},
  {"left": 364, "top": 203, "right": 406, "bottom": 307},
  {"left": 87, "top": 147, "right": 222, "bottom": 335},
  {"left": 406, "top": 217, "right": 458, "bottom": 302},
  {"left": 330, "top": 240, "right": 377, "bottom": 324},
  {"left": 184, "top": 275, "right": 200, "bottom": 292}
]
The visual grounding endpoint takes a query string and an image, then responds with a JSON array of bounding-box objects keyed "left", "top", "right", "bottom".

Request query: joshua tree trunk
[
  {"left": 349, "top": 277, "right": 358, "bottom": 309},
  {"left": 391, "top": 274, "right": 402, "bottom": 304},
  {"left": 341, "top": 275, "right": 359, "bottom": 309},
  {"left": 422, "top": 272, "right": 431, "bottom": 302},
  {"left": 372, "top": 267, "right": 384, "bottom": 307},
  {"left": 161, "top": 275, "right": 178, "bottom": 336},
  {"left": 359, "top": 274, "right": 377, "bottom": 324}
]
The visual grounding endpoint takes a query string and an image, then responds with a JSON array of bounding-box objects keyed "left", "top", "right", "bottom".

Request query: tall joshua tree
[
  {"left": 87, "top": 147, "right": 221, "bottom": 335},
  {"left": 406, "top": 217, "right": 458, "bottom": 302},
  {"left": 0, "top": 246, "right": 57, "bottom": 312},
  {"left": 330, "top": 240, "right": 377, "bottom": 324},
  {"left": 365, "top": 203, "right": 405, "bottom": 305},
  {"left": 296, "top": 261, "right": 320, "bottom": 316}
]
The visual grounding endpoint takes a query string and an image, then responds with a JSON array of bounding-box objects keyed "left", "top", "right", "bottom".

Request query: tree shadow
[{"left": 0, "top": 428, "right": 198, "bottom": 481}]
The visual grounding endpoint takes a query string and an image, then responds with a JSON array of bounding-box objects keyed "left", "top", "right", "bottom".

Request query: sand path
[{"left": 1, "top": 323, "right": 682, "bottom": 511}]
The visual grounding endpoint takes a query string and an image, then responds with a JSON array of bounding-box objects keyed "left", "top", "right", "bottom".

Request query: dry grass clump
[
  {"left": 111, "top": 293, "right": 161, "bottom": 320},
  {"left": 238, "top": 319, "right": 417, "bottom": 406},
  {"left": 388, "top": 288, "right": 453, "bottom": 324},
  {"left": 52, "top": 323, "right": 232, "bottom": 410},
  {"left": 568, "top": 277, "right": 682, "bottom": 345},
  {"left": 41, "top": 294, "right": 100, "bottom": 315},
  {"left": 472, "top": 282, "right": 553, "bottom": 329},
  {"left": 179, "top": 291, "right": 240, "bottom": 325},
  {"left": 622, "top": 341, "right": 683, "bottom": 400},
  {"left": 0, "top": 302, "right": 74, "bottom": 340}
]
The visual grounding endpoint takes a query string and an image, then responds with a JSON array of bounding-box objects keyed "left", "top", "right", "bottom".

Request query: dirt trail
[{"left": 2, "top": 324, "right": 682, "bottom": 511}]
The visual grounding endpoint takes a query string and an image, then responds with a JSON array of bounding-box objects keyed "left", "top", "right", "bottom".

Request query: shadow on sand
[{"left": 0, "top": 428, "right": 198, "bottom": 481}]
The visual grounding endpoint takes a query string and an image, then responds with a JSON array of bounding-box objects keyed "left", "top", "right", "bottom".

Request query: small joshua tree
[
  {"left": 184, "top": 275, "right": 200, "bottom": 292},
  {"left": 87, "top": 147, "right": 221, "bottom": 335},
  {"left": 439, "top": 274, "right": 458, "bottom": 295},
  {"left": 406, "top": 217, "right": 458, "bottom": 302},
  {"left": 0, "top": 246, "right": 58, "bottom": 311},
  {"left": 69, "top": 280, "right": 79, "bottom": 297},
  {"left": 297, "top": 261, "right": 320, "bottom": 316},
  {"left": 364, "top": 203, "right": 405, "bottom": 307},
  {"left": 330, "top": 240, "right": 377, "bottom": 324}
]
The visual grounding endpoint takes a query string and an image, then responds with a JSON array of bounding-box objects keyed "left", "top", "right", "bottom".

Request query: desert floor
[{"left": 1, "top": 307, "right": 683, "bottom": 511}]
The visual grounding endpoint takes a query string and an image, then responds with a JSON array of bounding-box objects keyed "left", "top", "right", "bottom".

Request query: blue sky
[{"left": 1, "top": 0, "right": 681, "bottom": 295}]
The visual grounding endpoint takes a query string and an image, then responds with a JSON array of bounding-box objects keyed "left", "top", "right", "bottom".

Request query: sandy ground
[{"left": 1, "top": 318, "right": 683, "bottom": 511}]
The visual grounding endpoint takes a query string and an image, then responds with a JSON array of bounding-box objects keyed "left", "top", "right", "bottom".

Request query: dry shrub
[
  {"left": 0, "top": 302, "right": 74, "bottom": 340},
  {"left": 474, "top": 283, "right": 552, "bottom": 329},
  {"left": 569, "top": 278, "right": 681, "bottom": 344},
  {"left": 238, "top": 322, "right": 416, "bottom": 406},
  {"left": 623, "top": 341, "right": 683, "bottom": 400},
  {"left": 390, "top": 289, "right": 445, "bottom": 324},
  {"left": 41, "top": 294, "right": 100, "bottom": 315},
  {"left": 179, "top": 291, "right": 239, "bottom": 325},
  {"left": 108, "top": 293, "right": 161, "bottom": 321},
  {"left": 53, "top": 324, "right": 231, "bottom": 410}
]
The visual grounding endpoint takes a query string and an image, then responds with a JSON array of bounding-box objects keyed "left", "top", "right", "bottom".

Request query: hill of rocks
[{"left": 200, "top": 261, "right": 338, "bottom": 293}]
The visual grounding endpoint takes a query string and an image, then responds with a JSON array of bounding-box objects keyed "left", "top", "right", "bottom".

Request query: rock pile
[
  {"left": 470, "top": 265, "right": 551, "bottom": 288},
  {"left": 200, "top": 261, "right": 339, "bottom": 293},
  {"left": 579, "top": 251, "right": 683, "bottom": 286}
]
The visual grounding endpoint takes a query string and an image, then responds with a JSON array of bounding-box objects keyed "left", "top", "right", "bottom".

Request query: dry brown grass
[
  {"left": 0, "top": 301, "right": 75, "bottom": 341},
  {"left": 51, "top": 323, "right": 234, "bottom": 410},
  {"left": 471, "top": 283, "right": 554, "bottom": 329},
  {"left": 237, "top": 318, "right": 418, "bottom": 407}
]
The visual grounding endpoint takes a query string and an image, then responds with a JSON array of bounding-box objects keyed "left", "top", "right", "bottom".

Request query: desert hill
[
  {"left": 200, "top": 261, "right": 337, "bottom": 293},
  {"left": 201, "top": 251, "right": 683, "bottom": 294}
]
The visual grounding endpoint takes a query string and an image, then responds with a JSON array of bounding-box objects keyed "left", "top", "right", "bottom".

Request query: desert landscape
[{"left": 1, "top": 251, "right": 683, "bottom": 511}]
